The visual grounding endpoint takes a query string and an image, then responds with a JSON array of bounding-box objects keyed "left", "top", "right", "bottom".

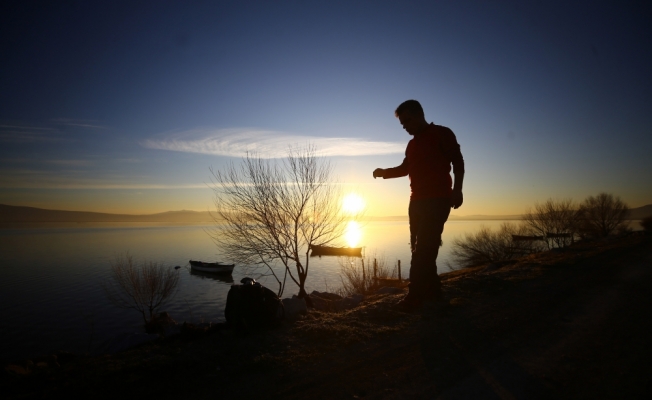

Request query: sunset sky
[{"left": 1, "top": 1, "right": 651, "bottom": 216}]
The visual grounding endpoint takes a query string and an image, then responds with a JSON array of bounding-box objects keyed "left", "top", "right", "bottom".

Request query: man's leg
[
  {"left": 407, "top": 199, "right": 426, "bottom": 302},
  {"left": 408, "top": 198, "right": 450, "bottom": 303}
]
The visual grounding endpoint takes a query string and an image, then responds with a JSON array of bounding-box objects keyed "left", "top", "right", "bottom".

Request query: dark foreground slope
[{"left": 3, "top": 234, "right": 651, "bottom": 399}]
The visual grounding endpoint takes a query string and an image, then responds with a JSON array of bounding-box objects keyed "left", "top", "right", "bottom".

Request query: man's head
[{"left": 395, "top": 100, "right": 428, "bottom": 136}]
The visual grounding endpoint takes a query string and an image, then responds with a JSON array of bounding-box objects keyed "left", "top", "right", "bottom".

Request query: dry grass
[{"left": 337, "top": 253, "right": 399, "bottom": 296}]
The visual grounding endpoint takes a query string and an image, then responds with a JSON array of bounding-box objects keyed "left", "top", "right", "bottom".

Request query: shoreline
[{"left": 3, "top": 232, "right": 651, "bottom": 398}]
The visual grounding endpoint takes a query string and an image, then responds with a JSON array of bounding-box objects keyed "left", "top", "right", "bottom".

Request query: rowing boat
[
  {"left": 309, "top": 244, "right": 362, "bottom": 257},
  {"left": 189, "top": 260, "right": 235, "bottom": 274}
]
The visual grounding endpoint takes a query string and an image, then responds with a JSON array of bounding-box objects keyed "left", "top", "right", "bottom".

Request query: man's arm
[
  {"left": 451, "top": 171, "right": 464, "bottom": 209},
  {"left": 442, "top": 127, "right": 465, "bottom": 209},
  {"left": 373, "top": 158, "right": 409, "bottom": 179}
]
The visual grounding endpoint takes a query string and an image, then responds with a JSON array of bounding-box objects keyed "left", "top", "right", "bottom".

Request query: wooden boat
[
  {"left": 189, "top": 260, "right": 235, "bottom": 274},
  {"left": 309, "top": 244, "right": 362, "bottom": 257}
]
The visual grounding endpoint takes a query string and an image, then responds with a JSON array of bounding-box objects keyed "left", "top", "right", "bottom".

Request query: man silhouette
[{"left": 373, "top": 100, "right": 464, "bottom": 311}]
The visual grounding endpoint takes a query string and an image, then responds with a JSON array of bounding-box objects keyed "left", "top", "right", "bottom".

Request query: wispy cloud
[
  {"left": 0, "top": 124, "right": 64, "bottom": 143},
  {"left": 142, "top": 128, "right": 405, "bottom": 158},
  {"left": 0, "top": 170, "right": 206, "bottom": 190},
  {"left": 0, "top": 119, "right": 109, "bottom": 144},
  {"left": 1, "top": 157, "right": 92, "bottom": 167},
  {"left": 46, "top": 159, "right": 93, "bottom": 167},
  {"left": 51, "top": 118, "right": 108, "bottom": 129}
]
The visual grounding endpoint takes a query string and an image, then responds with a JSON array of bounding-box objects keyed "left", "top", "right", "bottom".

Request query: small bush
[
  {"left": 641, "top": 216, "right": 652, "bottom": 232},
  {"left": 451, "top": 223, "right": 544, "bottom": 268},
  {"left": 521, "top": 198, "right": 579, "bottom": 249},
  {"left": 577, "top": 193, "right": 629, "bottom": 238},
  {"left": 103, "top": 254, "right": 180, "bottom": 327}
]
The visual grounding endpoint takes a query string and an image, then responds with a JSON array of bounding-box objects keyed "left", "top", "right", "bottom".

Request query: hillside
[
  {"left": 1, "top": 203, "right": 650, "bottom": 224},
  {"left": 0, "top": 204, "right": 214, "bottom": 223}
]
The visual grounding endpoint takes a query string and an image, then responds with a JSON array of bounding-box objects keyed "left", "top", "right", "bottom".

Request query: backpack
[{"left": 224, "top": 278, "right": 284, "bottom": 329}]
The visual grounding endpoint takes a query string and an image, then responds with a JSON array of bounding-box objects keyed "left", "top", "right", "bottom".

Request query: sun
[{"left": 342, "top": 193, "right": 365, "bottom": 215}]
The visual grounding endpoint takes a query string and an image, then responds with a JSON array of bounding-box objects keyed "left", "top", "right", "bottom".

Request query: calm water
[{"left": 0, "top": 220, "right": 509, "bottom": 361}]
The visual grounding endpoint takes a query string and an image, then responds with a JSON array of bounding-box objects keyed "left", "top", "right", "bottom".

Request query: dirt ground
[{"left": 3, "top": 234, "right": 652, "bottom": 399}]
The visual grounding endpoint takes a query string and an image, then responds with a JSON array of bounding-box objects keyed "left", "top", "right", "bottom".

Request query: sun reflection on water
[{"left": 345, "top": 220, "right": 362, "bottom": 247}]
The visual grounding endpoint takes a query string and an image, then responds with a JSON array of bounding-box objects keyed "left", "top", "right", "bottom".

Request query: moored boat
[
  {"left": 189, "top": 260, "right": 235, "bottom": 274},
  {"left": 309, "top": 244, "right": 362, "bottom": 257}
]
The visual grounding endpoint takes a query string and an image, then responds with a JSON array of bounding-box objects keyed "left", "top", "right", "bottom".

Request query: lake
[{"left": 0, "top": 219, "right": 510, "bottom": 361}]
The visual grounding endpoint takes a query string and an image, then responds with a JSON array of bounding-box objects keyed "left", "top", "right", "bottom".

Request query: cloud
[
  {"left": 50, "top": 118, "right": 108, "bottom": 129},
  {"left": 0, "top": 157, "right": 92, "bottom": 167},
  {"left": 0, "top": 168, "right": 205, "bottom": 190},
  {"left": 0, "top": 125, "right": 63, "bottom": 143},
  {"left": 142, "top": 128, "right": 405, "bottom": 158},
  {"left": 46, "top": 159, "right": 93, "bottom": 167}
]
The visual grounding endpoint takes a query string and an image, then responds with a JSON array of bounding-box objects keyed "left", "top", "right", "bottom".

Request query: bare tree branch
[
  {"left": 521, "top": 198, "right": 580, "bottom": 249},
  {"left": 103, "top": 254, "right": 179, "bottom": 326},
  {"left": 208, "top": 145, "right": 354, "bottom": 301},
  {"left": 577, "top": 193, "right": 629, "bottom": 238}
]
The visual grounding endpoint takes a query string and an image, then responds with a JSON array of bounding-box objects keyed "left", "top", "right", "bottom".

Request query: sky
[{"left": 1, "top": 0, "right": 651, "bottom": 216}]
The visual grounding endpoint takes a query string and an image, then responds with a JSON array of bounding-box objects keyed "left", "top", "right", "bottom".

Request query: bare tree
[
  {"left": 103, "top": 254, "right": 180, "bottom": 326},
  {"left": 521, "top": 198, "right": 579, "bottom": 249},
  {"left": 577, "top": 192, "right": 629, "bottom": 238},
  {"left": 451, "top": 223, "right": 543, "bottom": 268},
  {"left": 209, "top": 146, "right": 352, "bottom": 304}
]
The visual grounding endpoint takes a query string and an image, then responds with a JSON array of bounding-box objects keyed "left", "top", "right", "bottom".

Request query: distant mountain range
[
  {"left": 0, "top": 204, "right": 215, "bottom": 223},
  {"left": 1, "top": 203, "right": 650, "bottom": 223}
]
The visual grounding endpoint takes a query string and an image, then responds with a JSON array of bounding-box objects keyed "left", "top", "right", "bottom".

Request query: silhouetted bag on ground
[{"left": 224, "top": 278, "right": 284, "bottom": 329}]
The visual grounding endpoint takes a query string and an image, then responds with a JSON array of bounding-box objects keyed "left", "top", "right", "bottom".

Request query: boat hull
[
  {"left": 309, "top": 245, "right": 362, "bottom": 257},
  {"left": 189, "top": 260, "right": 235, "bottom": 274}
]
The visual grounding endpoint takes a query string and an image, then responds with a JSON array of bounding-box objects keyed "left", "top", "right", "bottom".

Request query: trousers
[{"left": 408, "top": 197, "right": 451, "bottom": 299}]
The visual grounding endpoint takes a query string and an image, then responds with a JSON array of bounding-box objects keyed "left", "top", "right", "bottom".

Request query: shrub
[
  {"left": 103, "top": 254, "right": 180, "bottom": 326},
  {"left": 521, "top": 198, "right": 579, "bottom": 249},
  {"left": 641, "top": 216, "right": 652, "bottom": 232},
  {"left": 451, "top": 223, "right": 544, "bottom": 268},
  {"left": 577, "top": 193, "right": 629, "bottom": 238}
]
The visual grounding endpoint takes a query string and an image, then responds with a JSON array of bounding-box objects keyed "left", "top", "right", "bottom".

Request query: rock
[
  {"left": 282, "top": 296, "right": 307, "bottom": 320},
  {"left": 376, "top": 286, "right": 403, "bottom": 294}
]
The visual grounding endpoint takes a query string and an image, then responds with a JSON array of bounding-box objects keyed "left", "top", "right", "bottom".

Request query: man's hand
[
  {"left": 450, "top": 189, "right": 463, "bottom": 209},
  {"left": 373, "top": 168, "right": 385, "bottom": 179}
]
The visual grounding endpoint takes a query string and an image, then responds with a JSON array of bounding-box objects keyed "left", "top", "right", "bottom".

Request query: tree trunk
[{"left": 297, "top": 275, "right": 313, "bottom": 308}]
